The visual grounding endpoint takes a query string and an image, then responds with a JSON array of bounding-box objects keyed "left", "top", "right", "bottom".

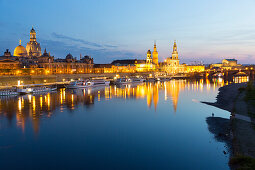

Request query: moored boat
[
  {"left": 67, "top": 79, "right": 110, "bottom": 89},
  {"left": 115, "top": 78, "right": 132, "bottom": 84},
  {"left": 131, "top": 77, "right": 145, "bottom": 83},
  {"left": 17, "top": 86, "right": 33, "bottom": 95},
  {"left": 92, "top": 78, "right": 110, "bottom": 86},
  {"left": 66, "top": 81, "right": 88, "bottom": 89},
  {"left": 32, "top": 85, "right": 57, "bottom": 93},
  {"left": 145, "top": 77, "right": 156, "bottom": 82},
  {"left": 0, "top": 88, "right": 18, "bottom": 96}
]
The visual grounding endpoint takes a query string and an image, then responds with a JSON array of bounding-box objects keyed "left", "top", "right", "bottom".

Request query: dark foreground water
[{"left": 0, "top": 80, "right": 231, "bottom": 170}]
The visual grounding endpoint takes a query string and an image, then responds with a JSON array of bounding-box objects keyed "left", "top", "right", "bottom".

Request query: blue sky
[{"left": 1, "top": 0, "right": 255, "bottom": 64}]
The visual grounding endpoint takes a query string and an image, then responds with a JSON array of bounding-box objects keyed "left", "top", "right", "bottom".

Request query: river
[{"left": 0, "top": 79, "right": 233, "bottom": 169}]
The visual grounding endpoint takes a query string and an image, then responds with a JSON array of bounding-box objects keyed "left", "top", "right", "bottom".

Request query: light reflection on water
[
  {"left": 0, "top": 79, "right": 226, "bottom": 133},
  {"left": 0, "top": 79, "right": 242, "bottom": 169}
]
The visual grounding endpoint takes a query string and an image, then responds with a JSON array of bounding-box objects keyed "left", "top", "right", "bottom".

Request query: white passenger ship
[
  {"left": 67, "top": 79, "right": 110, "bottom": 89},
  {"left": 115, "top": 77, "right": 145, "bottom": 85},
  {"left": 0, "top": 88, "right": 19, "bottom": 96}
]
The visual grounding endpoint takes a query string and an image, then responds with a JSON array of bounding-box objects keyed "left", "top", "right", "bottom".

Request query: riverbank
[
  {"left": 203, "top": 82, "right": 255, "bottom": 169},
  {"left": 0, "top": 73, "right": 153, "bottom": 86}
]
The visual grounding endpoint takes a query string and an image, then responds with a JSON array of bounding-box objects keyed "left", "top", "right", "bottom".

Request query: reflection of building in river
[
  {"left": 0, "top": 89, "right": 95, "bottom": 134},
  {"left": 164, "top": 80, "right": 185, "bottom": 112},
  {"left": 0, "top": 79, "right": 232, "bottom": 134}
]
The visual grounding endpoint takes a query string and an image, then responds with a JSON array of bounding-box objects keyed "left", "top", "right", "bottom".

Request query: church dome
[
  {"left": 147, "top": 50, "right": 151, "bottom": 54},
  {"left": 66, "top": 53, "right": 74, "bottom": 59},
  {"left": 41, "top": 49, "right": 50, "bottom": 57},
  {"left": 14, "top": 41, "right": 27, "bottom": 57}
]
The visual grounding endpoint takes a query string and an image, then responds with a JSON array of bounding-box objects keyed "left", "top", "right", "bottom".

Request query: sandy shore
[
  {"left": 203, "top": 82, "right": 255, "bottom": 169},
  {"left": 202, "top": 83, "right": 247, "bottom": 112}
]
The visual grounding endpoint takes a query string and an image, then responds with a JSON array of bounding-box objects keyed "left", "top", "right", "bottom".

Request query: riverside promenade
[{"left": 0, "top": 73, "right": 152, "bottom": 87}]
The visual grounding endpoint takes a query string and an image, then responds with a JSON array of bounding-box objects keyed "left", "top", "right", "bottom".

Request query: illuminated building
[
  {"left": 26, "top": 27, "right": 42, "bottom": 57},
  {"left": 39, "top": 52, "right": 94, "bottom": 74},
  {"left": 184, "top": 65, "right": 205, "bottom": 73},
  {"left": 94, "top": 64, "right": 114, "bottom": 73},
  {"left": 111, "top": 59, "right": 144, "bottom": 73},
  {"left": 152, "top": 42, "right": 159, "bottom": 65},
  {"left": 9, "top": 27, "right": 93, "bottom": 74},
  {"left": 14, "top": 40, "right": 28, "bottom": 57},
  {"left": 163, "top": 41, "right": 185, "bottom": 74},
  {"left": 0, "top": 49, "right": 20, "bottom": 71},
  {"left": 222, "top": 59, "right": 237, "bottom": 66},
  {"left": 210, "top": 59, "right": 242, "bottom": 70},
  {"left": 2, "top": 27, "right": 213, "bottom": 75},
  {"left": 146, "top": 50, "right": 152, "bottom": 64}
]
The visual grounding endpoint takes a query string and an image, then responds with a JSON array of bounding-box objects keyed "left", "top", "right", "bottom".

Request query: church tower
[
  {"left": 152, "top": 42, "right": 158, "bottom": 65},
  {"left": 172, "top": 41, "right": 178, "bottom": 59},
  {"left": 30, "top": 27, "right": 36, "bottom": 42},
  {"left": 26, "top": 27, "right": 42, "bottom": 57},
  {"left": 146, "top": 50, "right": 152, "bottom": 64}
]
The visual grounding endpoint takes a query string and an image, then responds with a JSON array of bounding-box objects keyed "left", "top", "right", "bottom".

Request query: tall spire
[
  {"left": 173, "top": 40, "right": 177, "bottom": 52},
  {"left": 172, "top": 40, "right": 178, "bottom": 59},
  {"left": 19, "top": 40, "right": 21, "bottom": 45},
  {"left": 152, "top": 41, "right": 159, "bottom": 65}
]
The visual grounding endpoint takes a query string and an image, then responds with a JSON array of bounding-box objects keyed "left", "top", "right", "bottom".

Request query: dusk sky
[{"left": 1, "top": 0, "right": 255, "bottom": 64}]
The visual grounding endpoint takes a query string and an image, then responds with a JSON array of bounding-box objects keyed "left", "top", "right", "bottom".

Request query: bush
[
  {"left": 245, "top": 80, "right": 255, "bottom": 100},
  {"left": 229, "top": 155, "right": 255, "bottom": 170},
  {"left": 238, "top": 87, "right": 246, "bottom": 93}
]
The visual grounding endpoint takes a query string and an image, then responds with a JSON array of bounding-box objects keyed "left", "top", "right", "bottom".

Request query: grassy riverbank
[{"left": 203, "top": 81, "right": 255, "bottom": 170}]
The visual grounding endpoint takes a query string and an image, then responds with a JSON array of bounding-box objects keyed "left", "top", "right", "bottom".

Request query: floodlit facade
[
  {"left": 0, "top": 28, "right": 94, "bottom": 75},
  {"left": 162, "top": 41, "right": 185, "bottom": 74},
  {"left": 152, "top": 42, "right": 159, "bottom": 66},
  {"left": 210, "top": 59, "right": 242, "bottom": 70},
  {"left": 0, "top": 49, "right": 20, "bottom": 71},
  {"left": 0, "top": 27, "right": 210, "bottom": 75}
]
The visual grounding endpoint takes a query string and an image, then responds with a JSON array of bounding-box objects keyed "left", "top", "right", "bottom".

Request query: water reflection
[{"left": 0, "top": 78, "right": 246, "bottom": 134}]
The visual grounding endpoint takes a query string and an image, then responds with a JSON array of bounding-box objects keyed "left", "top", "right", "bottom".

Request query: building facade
[
  {"left": 210, "top": 59, "right": 242, "bottom": 70},
  {"left": 26, "top": 27, "right": 42, "bottom": 57},
  {"left": 152, "top": 42, "right": 159, "bottom": 65},
  {"left": 8, "top": 28, "right": 94, "bottom": 75},
  {"left": 0, "top": 49, "right": 20, "bottom": 71},
  {"left": 1, "top": 27, "right": 210, "bottom": 75},
  {"left": 163, "top": 41, "right": 185, "bottom": 74}
]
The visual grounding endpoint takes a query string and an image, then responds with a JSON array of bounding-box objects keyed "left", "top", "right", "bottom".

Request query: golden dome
[
  {"left": 147, "top": 50, "right": 151, "bottom": 54},
  {"left": 14, "top": 40, "right": 27, "bottom": 57}
]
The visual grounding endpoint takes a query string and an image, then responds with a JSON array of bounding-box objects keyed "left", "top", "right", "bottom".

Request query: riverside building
[
  {"left": 0, "top": 27, "right": 93, "bottom": 75},
  {"left": 0, "top": 27, "right": 206, "bottom": 75}
]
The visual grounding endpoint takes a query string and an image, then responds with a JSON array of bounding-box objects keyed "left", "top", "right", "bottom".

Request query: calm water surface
[{"left": 0, "top": 79, "right": 231, "bottom": 169}]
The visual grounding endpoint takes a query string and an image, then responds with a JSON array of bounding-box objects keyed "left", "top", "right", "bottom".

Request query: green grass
[
  {"left": 245, "top": 81, "right": 255, "bottom": 101},
  {"left": 229, "top": 155, "right": 255, "bottom": 170}
]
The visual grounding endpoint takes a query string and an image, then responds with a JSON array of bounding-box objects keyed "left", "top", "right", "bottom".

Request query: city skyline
[{"left": 1, "top": 0, "right": 255, "bottom": 64}]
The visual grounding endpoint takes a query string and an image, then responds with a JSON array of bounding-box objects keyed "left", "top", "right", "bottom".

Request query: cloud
[
  {"left": 204, "top": 28, "right": 255, "bottom": 45},
  {"left": 40, "top": 38, "right": 139, "bottom": 63},
  {"left": 42, "top": 32, "right": 140, "bottom": 63},
  {"left": 51, "top": 32, "right": 118, "bottom": 49}
]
